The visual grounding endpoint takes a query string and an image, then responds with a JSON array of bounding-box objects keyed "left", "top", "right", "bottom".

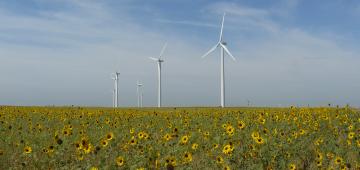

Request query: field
[{"left": 0, "top": 106, "right": 359, "bottom": 170}]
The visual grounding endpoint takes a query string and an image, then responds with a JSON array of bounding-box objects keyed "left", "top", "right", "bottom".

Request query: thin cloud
[{"left": 154, "top": 19, "right": 218, "bottom": 28}]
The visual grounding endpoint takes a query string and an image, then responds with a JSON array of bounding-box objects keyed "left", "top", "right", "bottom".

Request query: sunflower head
[
  {"left": 101, "top": 139, "right": 108, "bottom": 147},
  {"left": 289, "top": 163, "right": 296, "bottom": 170},
  {"left": 183, "top": 152, "right": 192, "bottom": 163},
  {"left": 24, "top": 146, "right": 32, "bottom": 154},
  {"left": 106, "top": 132, "right": 114, "bottom": 140},
  {"left": 216, "top": 156, "right": 224, "bottom": 164},
  {"left": 180, "top": 135, "right": 189, "bottom": 144},
  {"left": 116, "top": 156, "right": 125, "bottom": 166}
]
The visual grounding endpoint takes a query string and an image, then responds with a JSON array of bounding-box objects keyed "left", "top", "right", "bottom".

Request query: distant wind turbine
[
  {"left": 201, "top": 13, "right": 236, "bottom": 108},
  {"left": 137, "top": 81, "right": 143, "bottom": 107},
  {"left": 149, "top": 43, "right": 167, "bottom": 107},
  {"left": 111, "top": 72, "right": 120, "bottom": 107}
]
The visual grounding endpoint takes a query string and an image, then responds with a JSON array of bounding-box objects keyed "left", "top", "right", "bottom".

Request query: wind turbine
[
  {"left": 137, "top": 81, "right": 143, "bottom": 107},
  {"left": 149, "top": 43, "right": 167, "bottom": 108},
  {"left": 111, "top": 72, "right": 120, "bottom": 107},
  {"left": 201, "top": 13, "right": 236, "bottom": 108}
]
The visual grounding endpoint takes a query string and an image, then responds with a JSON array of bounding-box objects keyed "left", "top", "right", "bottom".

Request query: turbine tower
[
  {"left": 137, "top": 81, "right": 143, "bottom": 107},
  {"left": 149, "top": 43, "right": 167, "bottom": 107},
  {"left": 201, "top": 13, "right": 236, "bottom": 108},
  {"left": 112, "top": 72, "right": 120, "bottom": 107}
]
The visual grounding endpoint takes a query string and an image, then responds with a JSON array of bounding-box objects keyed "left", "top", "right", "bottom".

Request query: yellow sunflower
[
  {"left": 180, "top": 135, "right": 189, "bottom": 145},
  {"left": 348, "top": 132, "right": 355, "bottom": 139},
  {"left": 216, "top": 156, "right": 224, "bottom": 164},
  {"left": 289, "top": 163, "right": 296, "bottom": 170},
  {"left": 255, "top": 137, "right": 265, "bottom": 144},
  {"left": 100, "top": 139, "right": 108, "bottom": 147},
  {"left": 106, "top": 132, "right": 114, "bottom": 140},
  {"left": 183, "top": 152, "right": 192, "bottom": 163},
  {"left": 192, "top": 143, "right": 198, "bottom": 150},
  {"left": 24, "top": 146, "right": 32, "bottom": 154},
  {"left": 237, "top": 120, "right": 246, "bottom": 129},
  {"left": 116, "top": 156, "right": 125, "bottom": 166},
  {"left": 334, "top": 156, "right": 343, "bottom": 165}
]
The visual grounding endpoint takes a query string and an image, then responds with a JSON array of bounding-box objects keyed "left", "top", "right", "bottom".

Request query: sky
[{"left": 0, "top": 0, "right": 359, "bottom": 107}]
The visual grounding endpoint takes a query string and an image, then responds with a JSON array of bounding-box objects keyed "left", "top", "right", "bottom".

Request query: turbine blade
[
  {"left": 220, "top": 43, "right": 236, "bottom": 61},
  {"left": 219, "top": 13, "right": 226, "bottom": 42},
  {"left": 149, "top": 57, "right": 158, "bottom": 61},
  {"left": 201, "top": 43, "right": 219, "bottom": 58},
  {"left": 159, "top": 43, "right": 167, "bottom": 59}
]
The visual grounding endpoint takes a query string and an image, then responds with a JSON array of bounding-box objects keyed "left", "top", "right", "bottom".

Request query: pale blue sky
[{"left": 0, "top": 0, "right": 359, "bottom": 107}]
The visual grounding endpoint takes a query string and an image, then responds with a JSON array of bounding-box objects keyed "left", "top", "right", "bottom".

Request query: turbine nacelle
[{"left": 201, "top": 13, "right": 236, "bottom": 61}]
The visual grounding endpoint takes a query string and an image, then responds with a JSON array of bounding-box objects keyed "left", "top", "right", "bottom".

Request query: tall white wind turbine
[
  {"left": 111, "top": 72, "right": 120, "bottom": 107},
  {"left": 201, "top": 13, "right": 236, "bottom": 108},
  {"left": 149, "top": 43, "right": 167, "bottom": 107},
  {"left": 137, "top": 81, "right": 143, "bottom": 107}
]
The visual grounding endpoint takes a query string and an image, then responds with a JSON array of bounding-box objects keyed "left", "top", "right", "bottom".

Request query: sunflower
[
  {"left": 165, "top": 157, "right": 177, "bottom": 166},
  {"left": 222, "top": 144, "right": 234, "bottom": 155},
  {"left": 316, "top": 160, "right": 322, "bottom": 167},
  {"left": 106, "top": 132, "right": 114, "bottom": 140},
  {"left": 127, "top": 138, "right": 136, "bottom": 146},
  {"left": 62, "top": 128, "right": 71, "bottom": 136},
  {"left": 226, "top": 125, "right": 235, "bottom": 136},
  {"left": 24, "top": 146, "right": 32, "bottom": 154},
  {"left": 183, "top": 152, "right": 192, "bottom": 163},
  {"left": 251, "top": 131, "right": 260, "bottom": 140},
  {"left": 216, "top": 156, "right": 224, "bottom": 164},
  {"left": 164, "top": 133, "right": 172, "bottom": 141},
  {"left": 143, "top": 132, "right": 150, "bottom": 140},
  {"left": 75, "top": 142, "right": 82, "bottom": 150},
  {"left": 262, "top": 128, "right": 269, "bottom": 135},
  {"left": 180, "top": 135, "right": 189, "bottom": 145},
  {"left": 100, "top": 139, "right": 108, "bottom": 147},
  {"left": 259, "top": 118, "right": 266, "bottom": 124},
  {"left": 316, "top": 152, "right": 323, "bottom": 160},
  {"left": 255, "top": 137, "right": 265, "bottom": 144},
  {"left": 288, "top": 163, "right": 296, "bottom": 170},
  {"left": 192, "top": 143, "right": 198, "bottom": 150},
  {"left": 138, "top": 132, "right": 144, "bottom": 139},
  {"left": 83, "top": 144, "right": 93, "bottom": 154},
  {"left": 334, "top": 156, "right": 343, "bottom": 165},
  {"left": 116, "top": 156, "right": 125, "bottom": 166},
  {"left": 81, "top": 138, "right": 89, "bottom": 147},
  {"left": 299, "top": 129, "right": 306, "bottom": 135},
  {"left": 203, "top": 131, "right": 210, "bottom": 136},
  {"left": 348, "top": 132, "right": 355, "bottom": 139},
  {"left": 224, "top": 165, "right": 231, "bottom": 170},
  {"left": 48, "top": 145, "right": 54, "bottom": 153},
  {"left": 238, "top": 120, "right": 246, "bottom": 129}
]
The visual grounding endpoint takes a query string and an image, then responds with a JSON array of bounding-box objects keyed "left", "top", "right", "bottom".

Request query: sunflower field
[{"left": 0, "top": 106, "right": 359, "bottom": 170}]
